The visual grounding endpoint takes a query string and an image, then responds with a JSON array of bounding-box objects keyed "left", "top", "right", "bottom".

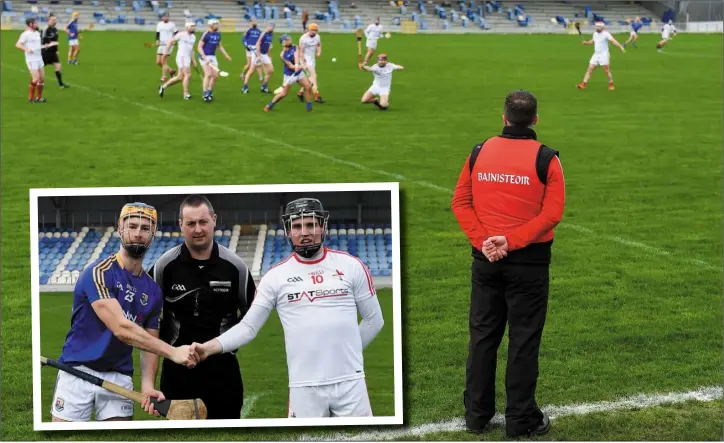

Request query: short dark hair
[
  {"left": 179, "top": 194, "right": 215, "bottom": 219},
  {"left": 503, "top": 90, "right": 538, "bottom": 127}
]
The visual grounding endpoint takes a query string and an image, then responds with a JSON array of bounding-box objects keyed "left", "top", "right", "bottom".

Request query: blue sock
[
  {"left": 262, "top": 82, "right": 268, "bottom": 89},
  {"left": 243, "top": 83, "right": 248, "bottom": 89},
  {"left": 267, "top": 101, "right": 275, "bottom": 109},
  {"left": 306, "top": 102, "right": 312, "bottom": 110}
]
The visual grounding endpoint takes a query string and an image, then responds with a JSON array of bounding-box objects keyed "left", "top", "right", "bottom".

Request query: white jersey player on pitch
[
  {"left": 155, "top": 13, "right": 178, "bottom": 82},
  {"left": 191, "top": 198, "right": 384, "bottom": 418},
  {"left": 657, "top": 20, "right": 677, "bottom": 52},
  {"left": 576, "top": 21, "right": 625, "bottom": 91},
  {"left": 159, "top": 22, "right": 197, "bottom": 100},
  {"left": 298, "top": 23, "right": 325, "bottom": 103},
  {"left": 362, "top": 17, "right": 383, "bottom": 65},
  {"left": 16, "top": 17, "right": 50, "bottom": 103},
  {"left": 359, "top": 53, "right": 404, "bottom": 111}
]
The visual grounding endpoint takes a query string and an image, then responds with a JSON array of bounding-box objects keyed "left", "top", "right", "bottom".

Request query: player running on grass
[
  {"left": 155, "top": 12, "right": 178, "bottom": 82},
  {"left": 243, "top": 22, "right": 274, "bottom": 94},
  {"left": 263, "top": 34, "right": 314, "bottom": 112},
  {"left": 623, "top": 17, "right": 642, "bottom": 48},
  {"left": 359, "top": 53, "right": 404, "bottom": 111},
  {"left": 576, "top": 21, "right": 625, "bottom": 91},
  {"left": 296, "top": 23, "right": 325, "bottom": 104},
  {"left": 241, "top": 19, "right": 263, "bottom": 83},
  {"left": 197, "top": 19, "right": 231, "bottom": 102},
  {"left": 50, "top": 203, "right": 199, "bottom": 422},
  {"left": 159, "top": 22, "right": 198, "bottom": 100},
  {"left": 190, "top": 198, "right": 384, "bottom": 418},
  {"left": 657, "top": 20, "right": 677, "bottom": 52}
]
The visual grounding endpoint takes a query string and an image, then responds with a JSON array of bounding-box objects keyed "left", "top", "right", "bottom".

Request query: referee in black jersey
[
  {"left": 148, "top": 195, "right": 256, "bottom": 419},
  {"left": 41, "top": 14, "right": 69, "bottom": 88}
]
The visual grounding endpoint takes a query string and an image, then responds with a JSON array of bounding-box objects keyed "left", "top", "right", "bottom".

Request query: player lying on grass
[
  {"left": 189, "top": 198, "right": 385, "bottom": 418},
  {"left": 264, "top": 34, "right": 314, "bottom": 112},
  {"left": 577, "top": 21, "right": 625, "bottom": 91},
  {"left": 50, "top": 203, "right": 199, "bottom": 422},
  {"left": 359, "top": 53, "right": 404, "bottom": 111}
]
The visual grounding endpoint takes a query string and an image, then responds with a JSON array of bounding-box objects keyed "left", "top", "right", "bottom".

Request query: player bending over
[
  {"left": 65, "top": 11, "right": 81, "bottom": 65},
  {"left": 159, "top": 22, "right": 197, "bottom": 100},
  {"left": 657, "top": 20, "right": 677, "bottom": 52},
  {"left": 296, "top": 23, "right": 325, "bottom": 104},
  {"left": 362, "top": 17, "right": 383, "bottom": 66},
  {"left": 155, "top": 12, "right": 178, "bottom": 82},
  {"left": 264, "top": 34, "right": 314, "bottom": 112},
  {"left": 577, "top": 21, "right": 624, "bottom": 91},
  {"left": 197, "top": 19, "right": 231, "bottom": 102},
  {"left": 190, "top": 198, "right": 384, "bottom": 418},
  {"left": 359, "top": 53, "right": 403, "bottom": 111},
  {"left": 624, "top": 17, "right": 642, "bottom": 48},
  {"left": 243, "top": 23, "right": 274, "bottom": 94},
  {"left": 50, "top": 203, "right": 199, "bottom": 422},
  {"left": 241, "top": 19, "right": 263, "bottom": 83},
  {"left": 16, "top": 18, "right": 52, "bottom": 103}
]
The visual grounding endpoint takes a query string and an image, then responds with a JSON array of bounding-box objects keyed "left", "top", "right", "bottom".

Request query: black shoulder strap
[
  {"left": 535, "top": 144, "right": 560, "bottom": 185},
  {"left": 468, "top": 138, "right": 492, "bottom": 174}
]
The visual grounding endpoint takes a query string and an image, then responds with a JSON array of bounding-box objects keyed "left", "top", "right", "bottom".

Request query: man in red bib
[{"left": 451, "top": 89, "right": 566, "bottom": 437}]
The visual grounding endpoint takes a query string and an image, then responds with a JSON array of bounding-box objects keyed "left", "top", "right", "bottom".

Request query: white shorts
[
  {"left": 630, "top": 31, "right": 637, "bottom": 36},
  {"left": 304, "top": 60, "right": 316, "bottom": 74},
  {"left": 283, "top": 70, "right": 306, "bottom": 86},
  {"left": 366, "top": 40, "right": 378, "bottom": 50},
  {"left": 288, "top": 378, "right": 372, "bottom": 418},
  {"left": 201, "top": 55, "right": 218, "bottom": 67},
  {"left": 661, "top": 36, "right": 670, "bottom": 41},
  {"left": 259, "top": 53, "right": 272, "bottom": 65},
  {"left": 246, "top": 48, "right": 255, "bottom": 58},
  {"left": 50, "top": 366, "right": 134, "bottom": 421},
  {"left": 589, "top": 53, "right": 610, "bottom": 66},
  {"left": 68, "top": 39, "right": 79, "bottom": 46},
  {"left": 26, "top": 60, "right": 44, "bottom": 71},
  {"left": 157, "top": 44, "right": 172, "bottom": 56},
  {"left": 176, "top": 55, "right": 192, "bottom": 69},
  {"left": 367, "top": 84, "right": 390, "bottom": 96}
]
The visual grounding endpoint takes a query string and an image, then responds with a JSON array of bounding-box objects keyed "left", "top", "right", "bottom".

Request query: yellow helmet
[{"left": 308, "top": 23, "right": 319, "bottom": 32}]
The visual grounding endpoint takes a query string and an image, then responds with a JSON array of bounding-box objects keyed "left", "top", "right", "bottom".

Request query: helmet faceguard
[
  {"left": 118, "top": 202, "right": 158, "bottom": 259},
  {"left": 282, "top": 198, "right": 329, "bottom": 259}
]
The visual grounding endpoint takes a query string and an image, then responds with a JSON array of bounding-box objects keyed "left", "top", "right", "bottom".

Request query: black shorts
[
  {"left": 160, "top": 353, "right": 244, "bottom": 420},
  {"left": 43, "top": 52, "right": 60, "bottom": 66}
]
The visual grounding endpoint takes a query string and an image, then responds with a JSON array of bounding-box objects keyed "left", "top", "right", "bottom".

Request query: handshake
[
  {"left": 168, "top": 342, "right": 211, "bottom": 369},
  {"left": 482, "top": 236, "right": 509, "bottom": 263}
]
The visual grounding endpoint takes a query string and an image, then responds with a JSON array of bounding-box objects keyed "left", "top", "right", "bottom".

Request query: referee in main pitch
[
  {"left": 451, "top": 90, "right": 566, "bottom": 437},
  {"left": 41, "top": 14, "right": 69, "bottom": 88},
  {"left": 148, "top": 195, "right": 256, "bottom": 419}
]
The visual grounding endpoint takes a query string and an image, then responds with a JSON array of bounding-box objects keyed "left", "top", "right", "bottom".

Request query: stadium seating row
[{"left": 38, "top": 222, "right": 393, "bottom": 285}]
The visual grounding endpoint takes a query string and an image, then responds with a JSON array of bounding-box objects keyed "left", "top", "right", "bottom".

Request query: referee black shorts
[
  {"left": 160, "top": 352, "right": 244, "bottom": 420},
  {"left": 43, "top": 52, "right": 60, "bottom": 66}
]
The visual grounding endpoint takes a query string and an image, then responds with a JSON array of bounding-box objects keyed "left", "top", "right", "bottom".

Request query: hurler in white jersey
[
  {"left": 155, "top": 12, "right": 178, "bottom": 82},
  {"left": 190, "top": 198, "right": 384, "bottom": 418},
  {"left": 16, "top": 17, "right": 50, "bottom": 103},
  {"left": 297, "top": 23, "right": 325, "bottom": 103},
  {"left": 657, "top": 20, "right": 677, "bottom": 52},
  {"left": 359, "top": 53, "right": 404, "bottom": 111},
  {"left": 577, "top": 21, "right": 625, "bottom": 91},
  {"left": 159, "top": 22, "right": 197, "bottom": 100},
  {"left": 362, "top": 17, "right": 383, "bottom": 65}
]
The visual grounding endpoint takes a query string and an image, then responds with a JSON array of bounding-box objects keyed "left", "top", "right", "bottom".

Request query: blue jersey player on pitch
[
  {"left": 51, "top": 203, "right": 199, "bottom": 422},
  {"left": 241, "top": 20, "right": 262, "bottom": 82},
  {"left": 244, "top": 23, "right": 275, "bottom": 94},
  {"left": 65, "top": 11, "right": 81, "bottom": 64},
  {"left": 264, "top": 34, "right": 313, "bottom": 112},
  {"left": 624, "top": 17, "right": 643, "bottom": 48},
  {"left": 197, "top": 19, "right": 232, "bottom": 102}
]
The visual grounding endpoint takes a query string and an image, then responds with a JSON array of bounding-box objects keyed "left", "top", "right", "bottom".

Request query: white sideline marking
[
  {"left": 298, "top": 386, "right": 723, "bottom": 441},
  {"left": 240, "top": 392, "right": 266, "bottom": 419},
  {"left": 3, "top": 65, "right": 720, "bottom": 272}
]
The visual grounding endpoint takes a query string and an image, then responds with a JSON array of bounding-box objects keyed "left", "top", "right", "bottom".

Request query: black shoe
[
  {"left": 60, "top": 84, "right": 70, "bottom": 88},
  {"left": 36, "top": 97, "right": 47, "bottom": 103},
  {"left": 506, "top": 413, "right": 550, "bottom": 438},
  {"left": 159, "top": 85, "right": 165, "bottom": 97},
  {"left": 315, "top": 96, "right": 326, "bottom": 104},
  {"left": 297, "top": 93, "right": 304, "bottom": 102}
]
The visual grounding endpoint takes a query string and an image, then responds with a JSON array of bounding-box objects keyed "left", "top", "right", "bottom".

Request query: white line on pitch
[
  {"left": 297, "top": 385, "right": 723, "bottom": 441},
  {"left": 240, "top": 392, "right": 266, "bottom": 419},
  {"left": 3, "top": 65, "right": 720, "bottom": 272}
]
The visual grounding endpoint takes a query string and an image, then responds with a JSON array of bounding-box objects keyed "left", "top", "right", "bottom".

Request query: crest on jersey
[
  {"left": 140, "top": 293, "right": 149, "bottom": 306},
  {"left": 55, "top": 397, "right": 65, "bottom": 412},
  {"left": 333, "top": 269, "right": 345, "bottom": 281}
]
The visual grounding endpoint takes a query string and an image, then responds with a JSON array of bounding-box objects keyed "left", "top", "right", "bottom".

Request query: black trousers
[
  {"left": 464, "top": 258, "right": 549, "bottom": 436},
  {"left": 160, "top": 352, "right": 244, "bottom": 420}
]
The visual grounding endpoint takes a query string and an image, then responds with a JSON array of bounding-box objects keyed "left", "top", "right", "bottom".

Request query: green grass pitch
[{"left": 2, "top": 29, "right": 723, "bottom": 440}]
